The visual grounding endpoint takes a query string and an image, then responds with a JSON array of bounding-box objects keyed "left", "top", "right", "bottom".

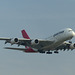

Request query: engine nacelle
[
  {"left": 31, "top": 39, "right": 39, "bottom": 45},
  {"left": 70, "top": 43, "right": 75, "bottom": 49},
  {"left": 10, "top": 38, "right": 19, "bottom": 44}
]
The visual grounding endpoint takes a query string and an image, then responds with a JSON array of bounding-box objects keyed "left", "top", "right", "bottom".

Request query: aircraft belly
[
  {"left": 42, "top": 41, "right": 64, "bottom": 51},
  {"left": 45, "top": 35, "right": 71, "bottom": 51}
]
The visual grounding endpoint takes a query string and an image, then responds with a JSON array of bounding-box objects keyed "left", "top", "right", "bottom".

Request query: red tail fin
[
  {"left": 21, "top": 30, "right": 30, "bottom": 39},
  {"left": 21, "top": 30, "right": 37, "bottom": 53}
]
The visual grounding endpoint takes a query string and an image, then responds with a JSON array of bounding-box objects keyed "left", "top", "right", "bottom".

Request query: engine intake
[
  {"left": 31, "top": 39, "right": 39, "bottom": 45},
  {"left": 35, "top": 39, "right": 38, "bottom": 43},
  {"left": 10, "top": 38, "right": 19, "bottom": 44},
  {"left": 70, "top": 43, "right": 75, "bottom": 49},
  {"left": 14, "top": 38, "right": 18, "bottom": 42},
  {"left": 73, "top": 44, "right": 75, "bottom": 47}
]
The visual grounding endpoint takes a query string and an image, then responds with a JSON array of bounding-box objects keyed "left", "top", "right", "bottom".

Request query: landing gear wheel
[
  {"left": 46, "top": 52, "right": 52, "bottom": 54},
  {"left": 54, "top": 51, "right": 59, "bottom": 54},
  {"left": 38, "top": 50, "right": 45, "bottom": 53}
]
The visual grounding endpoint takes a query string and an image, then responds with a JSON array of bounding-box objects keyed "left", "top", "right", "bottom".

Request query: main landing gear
[
  {"left": 46, "top": 51, "right": 52, "bottom": 54},
  {"left": 54, "top": 51, "right": 59, "bottom": 54},
  {"left": 38, "top": 50, "right": 59, "bottom": 54},
  {"left": 46, "top": 51, "right": 59, "bottom": 54},
  {"left": 38, "top": 50, "right": 45, "bottom": 53}
]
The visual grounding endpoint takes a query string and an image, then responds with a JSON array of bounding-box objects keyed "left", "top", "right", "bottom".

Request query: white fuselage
[{"left": 44, "top": 28, "right": 75, "bottom": 50}]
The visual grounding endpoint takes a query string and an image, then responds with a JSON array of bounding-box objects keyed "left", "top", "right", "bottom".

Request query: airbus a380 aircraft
[{"left": 0, "top": 28, "right": 75, "bottom": 54}]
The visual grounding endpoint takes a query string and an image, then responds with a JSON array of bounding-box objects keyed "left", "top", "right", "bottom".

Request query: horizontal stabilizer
[
  {"left": 4, "top": 47, "right": 26, "bottom": 51},
  {"left": 4, "top": 47, "right": 38, "bottom": 53}
]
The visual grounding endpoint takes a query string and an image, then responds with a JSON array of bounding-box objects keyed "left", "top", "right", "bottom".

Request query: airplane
[{"left": 0, "top": 28, "right": 75, "bottom": 54}]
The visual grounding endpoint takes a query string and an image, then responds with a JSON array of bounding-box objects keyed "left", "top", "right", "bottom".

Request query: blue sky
[{"left": 0, "top": 0, "right": 75, "bottom": 75}]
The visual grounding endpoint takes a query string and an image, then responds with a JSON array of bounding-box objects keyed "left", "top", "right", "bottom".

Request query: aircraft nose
[{"left": 72, "top": 31, "right": 75, "bottom": 37}]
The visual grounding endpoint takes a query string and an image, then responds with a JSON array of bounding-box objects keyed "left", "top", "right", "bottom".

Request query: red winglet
[{"left": 21, "top": 30, "right": 30, "bottom": 39}]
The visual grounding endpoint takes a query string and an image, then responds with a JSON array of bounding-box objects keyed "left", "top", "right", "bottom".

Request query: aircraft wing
[
  {"left": 15, "top": 39, "right": 54, "bottom": 50},
  {"left": 0, "top": 37, "right": 11, "bottom": 40},
  {"left": 0, "top": 37, "right": 54, "bottom": 50},
  {"left": 0, "top": 37, "right": 30, "bottom": 41},
  {"left": 55, "top": 41, "right": 75, "bottom": 50},
  {"left": 0, "top": 37, "right": 31, "bottom": 45}
]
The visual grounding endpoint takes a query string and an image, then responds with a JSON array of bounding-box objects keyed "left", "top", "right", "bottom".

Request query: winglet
[{"left": 21, "top": 30, "right": 30, "bottom": 39}]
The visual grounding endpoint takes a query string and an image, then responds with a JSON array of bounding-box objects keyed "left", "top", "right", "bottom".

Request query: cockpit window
[
  {"left": 53, "top": 31, "right": 64, "bottom": 37},
  {"left": 68, "top": 30, "right": 72, "bottom": 32}
]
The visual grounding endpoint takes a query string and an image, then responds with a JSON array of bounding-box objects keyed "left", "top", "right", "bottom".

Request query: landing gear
[
  {"left": 46, "top": 51, "right": 52, "bottom": 54},
  {"left": 54, "top": 51, "right": 59, "bottom": 54},
  {"left": 38, "top": 50, "right": 45, "bottom": 53},
  {"left": 38, "top": 50, "right": 59, "bottom": 54}
]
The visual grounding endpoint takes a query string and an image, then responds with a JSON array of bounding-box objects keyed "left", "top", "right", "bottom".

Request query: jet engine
[
  {"left": 10, "top": 38, "right": 19, "bottom": 44},
  {"left": 70, "top": 43, "right": 75, "bottom": 49},
  {"left": 31, "top": 39, "right": 39, "bottom": 45}
]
